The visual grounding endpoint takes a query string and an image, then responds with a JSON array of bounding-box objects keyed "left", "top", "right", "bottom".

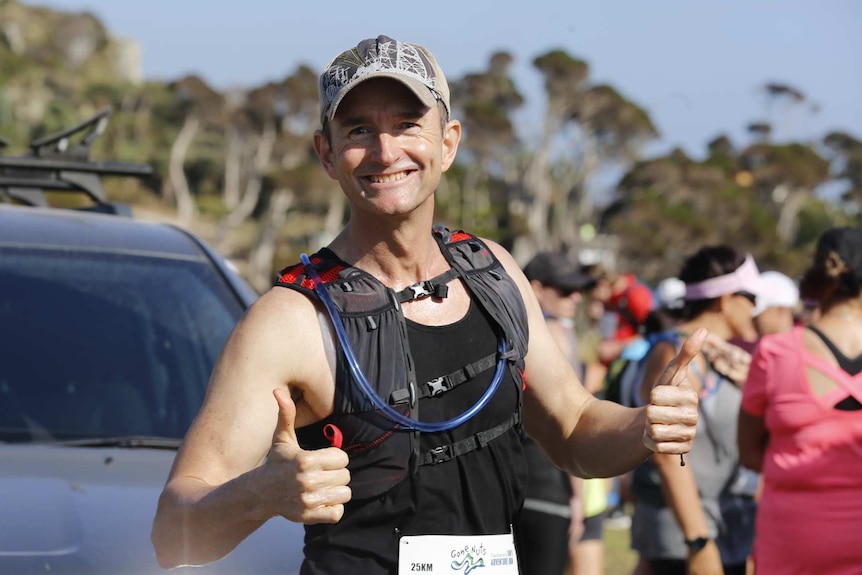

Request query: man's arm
[
  {"left": 487, "top": 242, "right": 701, "bottom": 479},
  {"left": 151, "top": 288, "right": 351, "bottom": 568}
]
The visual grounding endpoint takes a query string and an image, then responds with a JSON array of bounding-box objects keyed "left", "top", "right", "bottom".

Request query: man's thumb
[
  {"left": 272, "top": 388, "right": 299, "bottom": 446},
  {"left": 661, "top": 327, "right": 708, "bottom": 387}
]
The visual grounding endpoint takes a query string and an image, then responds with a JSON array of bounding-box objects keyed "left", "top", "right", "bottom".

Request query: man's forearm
[
  {"left": 151, "top": 473, "right": 270, "bottom": 569},
  {"left": 565, "top": 399, "right": 652, "bottom": 478}
]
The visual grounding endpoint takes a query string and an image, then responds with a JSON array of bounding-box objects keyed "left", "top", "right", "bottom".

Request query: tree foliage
[{"left": 2, "top": 0, "right": 858, "bottom": 289}]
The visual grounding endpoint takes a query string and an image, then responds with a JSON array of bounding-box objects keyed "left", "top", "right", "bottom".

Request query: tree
[
  {"left": 823, "top": 131, "right": 862, "bottom": 211},
  {"left": 165, "top": 74, "right": 225, "bottom": 226},
  {"left": 738, "top": 142, "right": 831, "bottom": 245},
  {"left": 448, "top": 51, "right": 523, "bottom": 235}
]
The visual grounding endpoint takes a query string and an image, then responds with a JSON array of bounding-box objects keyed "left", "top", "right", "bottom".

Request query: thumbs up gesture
[
  {"left": 261, "top": 388, "right": 352, "bottom": 524},
  {"left": 642, "top": 328, "right": 705, "bottom": 455}
]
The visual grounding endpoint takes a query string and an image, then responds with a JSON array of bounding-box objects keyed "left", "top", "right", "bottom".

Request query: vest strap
[
  {"left": 396, "top": 268, "right": 460, "bottom": 303},
  {"left": 418, "top": 352, "right": 499, "bottom": 398},
  {"left": 419, "top": 412, "right": 520, "bottom": 466}
]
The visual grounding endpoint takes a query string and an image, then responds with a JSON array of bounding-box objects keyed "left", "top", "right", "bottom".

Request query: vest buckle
[
  {"left": 428, "top": 444, "right": 453, "bottom": 464},
  {"left": 426, "top": 376, "right": 451, "bottom": 396}
]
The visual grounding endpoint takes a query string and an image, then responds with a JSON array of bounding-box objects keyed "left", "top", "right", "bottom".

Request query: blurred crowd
[{"left": 517, "top": 226, "right": 862, "bottom": 575}]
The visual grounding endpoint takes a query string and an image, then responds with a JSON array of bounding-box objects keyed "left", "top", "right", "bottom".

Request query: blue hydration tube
[{"left": 301, "top": 253, "right": 508, "bottom": 432}]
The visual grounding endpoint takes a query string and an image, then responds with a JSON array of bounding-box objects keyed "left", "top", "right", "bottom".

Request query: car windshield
[{"left": 0, "top": 246, "right": 245, "bottom": 444}]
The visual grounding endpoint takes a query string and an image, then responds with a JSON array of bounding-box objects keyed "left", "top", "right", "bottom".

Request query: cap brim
[{"left": 555, "top": 272, "right": 597, "bottom": 292}]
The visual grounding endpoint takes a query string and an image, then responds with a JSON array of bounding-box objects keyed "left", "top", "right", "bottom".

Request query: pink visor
[{"left": 684, "top": 255, "right": 767, "bottom": 301}]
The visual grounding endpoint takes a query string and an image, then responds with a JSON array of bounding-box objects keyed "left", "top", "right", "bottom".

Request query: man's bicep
[{"left": 169, "top": 291, "right": 311, "bottom": 484}]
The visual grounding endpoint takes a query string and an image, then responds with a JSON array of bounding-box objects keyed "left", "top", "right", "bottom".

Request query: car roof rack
[{"left": 0, "top": 107, "right": 153, "bottom": 215}]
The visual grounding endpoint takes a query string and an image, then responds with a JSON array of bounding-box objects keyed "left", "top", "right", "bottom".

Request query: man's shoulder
[{"left": 247, "top": 284, "right": 321, "bottom": 329}]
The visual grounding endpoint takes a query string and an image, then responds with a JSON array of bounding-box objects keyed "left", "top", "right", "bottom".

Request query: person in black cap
[
  {"left": 152, "top": 35, "right": 705, "bottom": 575},
  {"left": 517, "top": 251, "right": 607, "bottom": 575},
  {"left": 523, "top": 251, "right": 597, "bottom": 366}
]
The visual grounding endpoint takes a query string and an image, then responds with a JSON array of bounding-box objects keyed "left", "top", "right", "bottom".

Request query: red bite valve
[{"left": 323, "top": 423, "right": 343, "bottom": 449}]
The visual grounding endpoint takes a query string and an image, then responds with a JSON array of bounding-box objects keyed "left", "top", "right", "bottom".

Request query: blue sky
[{"left": 35, "top": 0, "right": 862, "bottom": 160}]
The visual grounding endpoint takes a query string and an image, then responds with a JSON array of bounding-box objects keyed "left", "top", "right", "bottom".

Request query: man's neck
[{"left": 329, "top": 209, "right": 449, "bottom": 290}]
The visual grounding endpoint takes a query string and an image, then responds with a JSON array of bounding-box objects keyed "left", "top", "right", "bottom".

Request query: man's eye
[{"left": 349, "top": 127, "right": 370, "bottom": 136}]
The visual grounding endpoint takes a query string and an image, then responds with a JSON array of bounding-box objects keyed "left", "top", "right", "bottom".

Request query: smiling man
[{"left": 151, "top": 35, "right": 704, "bottom": 575}]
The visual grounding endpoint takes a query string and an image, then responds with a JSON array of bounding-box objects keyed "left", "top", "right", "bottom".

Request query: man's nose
[{"left": 369, "top": 132, "right": 399, "bottom": 164}]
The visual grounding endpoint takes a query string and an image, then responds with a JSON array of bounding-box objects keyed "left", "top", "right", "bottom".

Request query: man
[{"left": 151, "top": 35, "right": 703, "bottom": 575}]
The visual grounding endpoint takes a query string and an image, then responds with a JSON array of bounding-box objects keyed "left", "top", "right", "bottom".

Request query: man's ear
[
  {"left": 441, "top": 119, "right": 462, "bottom": 173},
  {"left": 313, "top": 129, "right": 337, "bottom": 180}
]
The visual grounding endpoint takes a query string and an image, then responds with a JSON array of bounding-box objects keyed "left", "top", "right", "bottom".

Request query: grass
[
  {"left": 603, "top": 524, "right": 638, "bottom": 575},
  {"left": 564, "top": 513, "right": 639, "bottom": 575}
]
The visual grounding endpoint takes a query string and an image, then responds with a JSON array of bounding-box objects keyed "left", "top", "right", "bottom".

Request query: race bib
[{"left": 398, "top": 532, "right": 519, "bottom": 574}]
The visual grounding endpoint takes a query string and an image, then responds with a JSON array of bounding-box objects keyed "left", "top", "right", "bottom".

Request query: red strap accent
[
  {"left": 277, "top": 263, "right": 310, "bottom": 287},
  {"left": 277, "top": 257, "right": 345, "bottom": 289},
  {"left": 449, "top": 231, "right": 472, "bottom": 243},
  {"left": 317, "top": 263, "right": 345, "bottom": 284}
]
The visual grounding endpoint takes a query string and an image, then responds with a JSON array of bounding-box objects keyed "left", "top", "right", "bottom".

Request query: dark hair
[
  {"left": 642, "top": 308, "right": 681, "bottom": 336},
  {"left": 678, "top": 245, "right": 747, "bottom": 320},
  {"left": 799, "top": 227, "right": 862, "bottom": 306}
]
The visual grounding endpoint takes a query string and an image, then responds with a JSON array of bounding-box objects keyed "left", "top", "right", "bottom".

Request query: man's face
[{"left": 314, "top": 78, "right": 460, "bottom": 218}]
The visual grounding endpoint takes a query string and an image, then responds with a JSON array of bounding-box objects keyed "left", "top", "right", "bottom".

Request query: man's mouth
[{"left": 366, "top": 170, "right": 412, "bottom": 184}]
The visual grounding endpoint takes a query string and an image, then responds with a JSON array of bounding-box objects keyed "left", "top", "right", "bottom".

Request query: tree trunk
[
  {"left": 215, "top": 121, "right": 276, "bottom": 250},
  {"left": 223, "top": 125, "right": 242, "bottom": 211},
  {"left": 318, "top": 192, "right": 345, "bottom": 247},
  {"left": 248, "top": 188, "right": 294, "bottom": 292},
  {"left": 169, "top": 115, "right": 200, "bottom": 227},
  {"left": 776, "top": 186, "right": 807, "bottom": 246}
]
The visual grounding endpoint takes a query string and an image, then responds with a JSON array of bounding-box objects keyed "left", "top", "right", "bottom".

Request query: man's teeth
[{"left": 369, "top": 171, "right": 408, "bottom": 183}]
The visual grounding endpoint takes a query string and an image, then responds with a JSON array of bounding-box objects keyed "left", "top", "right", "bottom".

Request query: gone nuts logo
[
  {"left": 450, "top": 544, "right": 486, "bottom": 574},
  {"left": 450, "top": 555, "right": 484, "bottom": 574}
]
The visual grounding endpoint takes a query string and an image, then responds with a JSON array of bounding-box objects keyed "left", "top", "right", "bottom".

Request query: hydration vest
[{"left": 274, "top": 227, "right": 529, "bottom": 500}]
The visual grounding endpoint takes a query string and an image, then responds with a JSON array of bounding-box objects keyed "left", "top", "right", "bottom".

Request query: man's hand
[
  {"left": 642, "top": 328, "right": 705, "bottom": 455},
  {"left": 258, "top": 388, "right": 351, "bottom": 524}
]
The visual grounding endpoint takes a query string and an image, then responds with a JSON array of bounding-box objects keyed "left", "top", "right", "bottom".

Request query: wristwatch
[{"left": 684, "top": 536, "right": 710, "bottom": 553}]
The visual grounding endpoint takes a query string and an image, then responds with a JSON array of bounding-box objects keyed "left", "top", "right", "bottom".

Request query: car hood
[{"left": 0, "top": 444, "right": 303, "bottom": 575}]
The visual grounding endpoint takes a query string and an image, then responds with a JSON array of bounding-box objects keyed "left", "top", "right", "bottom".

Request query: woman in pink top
[{"left": 739, "top": 227, "right": 862, "bottom": 574}]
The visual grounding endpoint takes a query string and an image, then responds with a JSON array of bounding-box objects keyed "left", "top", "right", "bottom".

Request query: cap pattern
[{"left": 320, "top": 36, "right": 445, "bottom": 122}]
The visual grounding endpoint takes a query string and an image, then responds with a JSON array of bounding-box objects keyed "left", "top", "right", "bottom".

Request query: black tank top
[{"left": 300, "top": 301, "right": 527, "bottom": 575}]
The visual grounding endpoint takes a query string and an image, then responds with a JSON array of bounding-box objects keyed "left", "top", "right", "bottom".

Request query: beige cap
[{"left": 319, "top": 35, "right": 450, "bottom": 124}]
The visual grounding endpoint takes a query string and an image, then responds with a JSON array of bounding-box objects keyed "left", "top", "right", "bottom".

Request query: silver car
[{"left": 0, "top": 110, "right": 304, "bottom": 574}]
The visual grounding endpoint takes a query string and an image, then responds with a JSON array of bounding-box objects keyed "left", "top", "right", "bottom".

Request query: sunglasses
[
  {"left": 734, "top": 291, "right": 757, "bottom": 305},
  {"left": 553, "top": 286, "right": 579, "bottom": 298}
]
